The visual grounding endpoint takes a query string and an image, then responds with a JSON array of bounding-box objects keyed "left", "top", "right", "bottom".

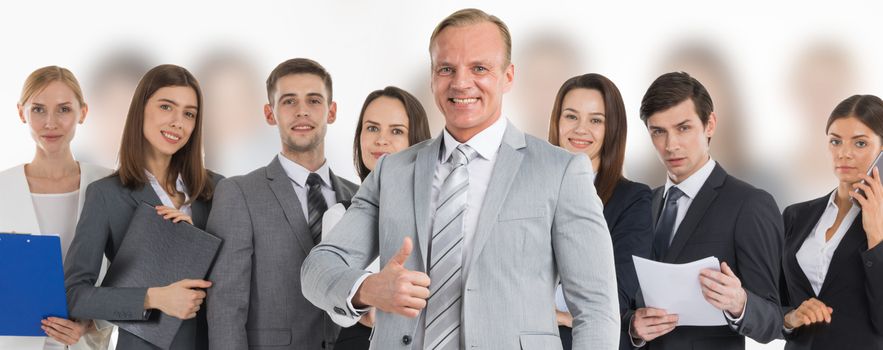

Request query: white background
[{"left": 3, "top": 1, "right": 882, "bottom": 348}]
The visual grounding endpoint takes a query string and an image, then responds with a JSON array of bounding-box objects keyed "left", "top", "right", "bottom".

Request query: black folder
[{"left": 101, "top": 202, "right": 221, "bottom": 350}]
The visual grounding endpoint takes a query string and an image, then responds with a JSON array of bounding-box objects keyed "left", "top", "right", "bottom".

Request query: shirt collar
[
  {"left": 825, "top": 189, "right": 858, "bottom": 212},
  {"left": 145, "top": 171, "right": 189, "bottom": 201},
  {"left": 664, "top": 157, "right": 716, "bottom": 200},
  {"left": 440, "top": 115, "right": 507, "bottom": 163},
  {"left": 277, "top": 153, "right": 331, "bottom": 189}
]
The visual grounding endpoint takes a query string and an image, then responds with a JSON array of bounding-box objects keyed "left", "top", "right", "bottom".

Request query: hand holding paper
[{"left": 633, "top": 256, "right": 726, "bottom": 327}]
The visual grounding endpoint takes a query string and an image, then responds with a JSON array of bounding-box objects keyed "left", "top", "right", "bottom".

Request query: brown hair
[
  {"left": 548, "top": 73, "right": 627, "bottom": 204},
  {"left": 640, "top": 72, "right": 714, "bottom": 126},
  {"left": 429, "top": 8, "right": 512, "bottom": 65},
  {"left": 354, "top": 86, "right": 432, "bottom": 180},
  {"left": 826, "top": 95, "right": 883, "bottom": 140},
  {"left": 19, "top": 66, "right": 86, "bottom": 108},
  {"left": 117, "top": 64, "right": 213, "bottom": 201},
  {"left": 266, "top": 58, "right": 333, "bottom": 106}
]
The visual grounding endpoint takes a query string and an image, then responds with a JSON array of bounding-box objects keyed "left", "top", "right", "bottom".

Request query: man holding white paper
[{"left": 626, "top": 72, "right": 784, "bottom": 349}]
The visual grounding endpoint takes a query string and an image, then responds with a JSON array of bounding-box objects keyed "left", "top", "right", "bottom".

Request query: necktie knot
[
  {"left": 666, "top": 186, "right": 685, "bottom": 203},
  {"left": 307, "top": 173, "right": 323, "bottom": 188},
  {"left": 450, "top": 144, "right": 477, "bottom": 167}
]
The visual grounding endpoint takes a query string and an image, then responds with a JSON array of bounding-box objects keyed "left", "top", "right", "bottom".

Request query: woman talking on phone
[{"left": 780, "top": 94, "right": 883, "bottom": 349}]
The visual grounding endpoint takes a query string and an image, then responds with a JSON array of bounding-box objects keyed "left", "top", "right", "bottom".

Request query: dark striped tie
[
  {"left": 425, "top": 144, "right": 476, "bottom": 350},
  {"left": 306, "top": 173, "right": 328, "bottom": 245}
]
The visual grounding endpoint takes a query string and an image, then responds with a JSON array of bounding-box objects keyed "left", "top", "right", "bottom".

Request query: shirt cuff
[
  {"left": 724, "top": 301, "right": 747, "bottom": 330},
  {"left": 628, "top": 315, "right": 647, "bottom": 348},
  {"left": 346, "top": 272, "right": 373, "bottom": 316},
  {"left": 783, "top": 324, "right": 794, "bottom": 334}
]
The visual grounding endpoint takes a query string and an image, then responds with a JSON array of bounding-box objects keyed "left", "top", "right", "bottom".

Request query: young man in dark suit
[{"left": 626, "top": 72, "right": 784, "bottom": 349}]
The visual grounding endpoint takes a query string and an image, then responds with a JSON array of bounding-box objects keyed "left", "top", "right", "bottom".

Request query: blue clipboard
[{"left": 0, "top": 233, "right": 69, "bottom": 336}]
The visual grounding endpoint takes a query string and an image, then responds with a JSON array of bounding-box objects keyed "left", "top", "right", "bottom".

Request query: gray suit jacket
[
  {"left": 206, "top": 157, "right": 359, "bottom": 350},
  {"left": 64, "top": 172, "right": 223, "bottom": 350},
  {"left": 301, "top": 123, "right": 619, "bottom": 350}
]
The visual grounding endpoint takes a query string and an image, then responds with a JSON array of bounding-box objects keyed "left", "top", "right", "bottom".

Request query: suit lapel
[
  {"left": 415, "top": 136, "right": 443, "bottom": 271},
  {"left": 466, "top": 123, "right": 525, "bottom": 279},
  {"left": 651, "top": 187, "right": 664, "bottom": 229},
  {"left": 266, "top": 157, "right": 313, "bottom": 256},
  {"left": 190, "top": 198, "right": 210, "bottom": 229},
  {"left": 787, "top": 195, "right": 828, "bottom": 297},
  {"left": 663, "top": 164, "right": 726, "bottom": 263},
  {"left": 819, "top": 213, "right": 867, "bottom": 297},
  {"left": 329, "top": 169, "right": 349, "bottom": 203},
  {"left": 129, "top": 181, "right": 163, "bottom": 207}
]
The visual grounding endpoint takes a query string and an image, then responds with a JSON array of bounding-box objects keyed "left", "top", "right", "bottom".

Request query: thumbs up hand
[{"left": 353, "top": 237, "right": 431, "bottom": 318}]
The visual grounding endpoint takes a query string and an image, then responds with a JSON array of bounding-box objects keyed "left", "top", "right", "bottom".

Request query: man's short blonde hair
[{"left": 429, "top": 8, "right": 512, "bottom": 65}]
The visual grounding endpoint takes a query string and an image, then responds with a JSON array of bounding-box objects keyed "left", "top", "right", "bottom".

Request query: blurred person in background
[
  {"left": 197, "top": 48, "right": 275, "bottom": 177},
  {"left": 786, "top": 42, "right": 861, "bottom": 202},
  {"left": 73, "top": 48, "right": 151, "bottom": 170},
  {"left": 513, "top": 31, "right": 584, "bottom": 139}
]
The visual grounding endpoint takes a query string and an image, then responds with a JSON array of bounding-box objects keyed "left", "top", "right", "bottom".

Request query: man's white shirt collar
[
  {"left": 664, "top": 157, "right": 716, "bottom": 199},
  {"left": 440, "top": 115, "right": 507, "bottom": 163},
  {"left": 277, "top": 153, "right": 332, "bottom": 189}
]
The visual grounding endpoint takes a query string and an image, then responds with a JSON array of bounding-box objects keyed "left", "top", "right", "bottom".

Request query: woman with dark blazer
[
  {"left": 780, "top": 94, "right": 883, "bottom": 349},
  {"left": 323, "top": 86, "right": 432, "bottom": 350},
  {"left": 64, "top": 64, "right": 222, "bottom": 350},
  {"left": 547, "top": 73, "right": 653, "bottom": 350}
]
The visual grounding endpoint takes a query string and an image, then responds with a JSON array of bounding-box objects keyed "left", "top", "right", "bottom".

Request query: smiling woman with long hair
[
  {"left": 64, "top": 64, "right": 223, "bottom": 350},
  {"left": 548, "top": 73, "right": 653, "bottom": 350}
]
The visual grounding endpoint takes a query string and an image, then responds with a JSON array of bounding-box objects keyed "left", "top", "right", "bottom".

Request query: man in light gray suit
[
  {"left": 301, "top": 8, "right": 619, "bottom": 350},
  {"left": 206, "top": 58, "right": 359, "bottom": 349}
]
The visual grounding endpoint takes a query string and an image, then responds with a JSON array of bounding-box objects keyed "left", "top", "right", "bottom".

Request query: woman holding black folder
[
  {"left": 64, "top": 64, "right": 222, "bottom": 350},
  {"left": 780, "top": 94, "right": 883, "bottom": 349},
  {"left": 0, "top": 66, "right": 113, "bottom": 350}
]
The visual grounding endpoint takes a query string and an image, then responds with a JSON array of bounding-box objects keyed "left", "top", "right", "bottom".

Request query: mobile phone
[{"left": 854, "top": 150, "right": 883, "bottom": 201}]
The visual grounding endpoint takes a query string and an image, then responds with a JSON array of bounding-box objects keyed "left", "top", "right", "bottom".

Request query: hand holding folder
[
  {"left": 0, "top": 233, "right": 69, "bottom": 336},
  {"left": 101, "top": 202, "right": 221, "bottom": 350}
]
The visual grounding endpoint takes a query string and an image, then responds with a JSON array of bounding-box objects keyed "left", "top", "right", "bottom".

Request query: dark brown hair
[
  {"left": 640, "top": 71, "right": 714, "bottom": 128},
  {"left": 826, "top": 95, "right": 883, "bottom": 140},
  {"left": 266, "top": 58, "right": 332, "bottom": 106},
  {"left": 548, "top": 73, "right": 627, "bottom": 204},
  {"left": 117, "top": 64, "right": 213, "bottom": 201},
  {"left": 354, "top": 86, "right": 432, "bottom": 180}
]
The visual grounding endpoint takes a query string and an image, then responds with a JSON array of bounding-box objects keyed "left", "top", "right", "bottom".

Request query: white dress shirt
[
  {"left": 31, "top": 191, "right": 79, "bottom": 350},
  {"left": 632, "top": 158, "right": 721, "bottom": 347},
  {"left": 796, "top": 190, "right": 859, "bottom": 295},
  {"left": 31, "top": 190, "right": 79, "bottom": 262},
  {"left": 661, "top": 158, "right": 717, "bottom": 243},
  {"left": 345, "top": 116, "right": 509, "bottom": 348},
  {"left": 323, "top": 203, "right": 381, "bottom": 327},
  {"left": 276, "top": 153, "right": 337, "bottom": 218},
  {"left": 145, "top": 171, "right": 191, "bottom": 215}
]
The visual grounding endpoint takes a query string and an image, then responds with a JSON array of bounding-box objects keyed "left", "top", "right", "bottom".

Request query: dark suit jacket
[
  {"left": 560, "top": 178, "right": 653, "bottom": 350},
  {"left": 625, "top": 163, "right": 784, "bottom": 349},
  {"left": 64, "top": 172, "right": 223, "bottom": 350},
  {"left": 781, "top": 193, "right": 883, "bottom": 349}
]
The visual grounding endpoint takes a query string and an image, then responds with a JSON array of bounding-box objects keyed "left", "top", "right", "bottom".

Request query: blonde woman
[{"left": 0, "top": 66, "right": 112, "bottom": 349}]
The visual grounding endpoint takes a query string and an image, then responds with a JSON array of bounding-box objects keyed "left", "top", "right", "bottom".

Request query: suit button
[
  {"left": 867, "top": 260, "right": 874, "bottom": 268},
  {"left": 402, "top": 335, "right": 412, "bottom": 345},
  {"left": 334, "top": 306, "right": 346, "bottom": 315}
]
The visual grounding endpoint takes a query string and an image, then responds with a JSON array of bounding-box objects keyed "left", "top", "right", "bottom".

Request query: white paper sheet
[{"left": 632, "top": 256, "right": 726, "bottom": 326}]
